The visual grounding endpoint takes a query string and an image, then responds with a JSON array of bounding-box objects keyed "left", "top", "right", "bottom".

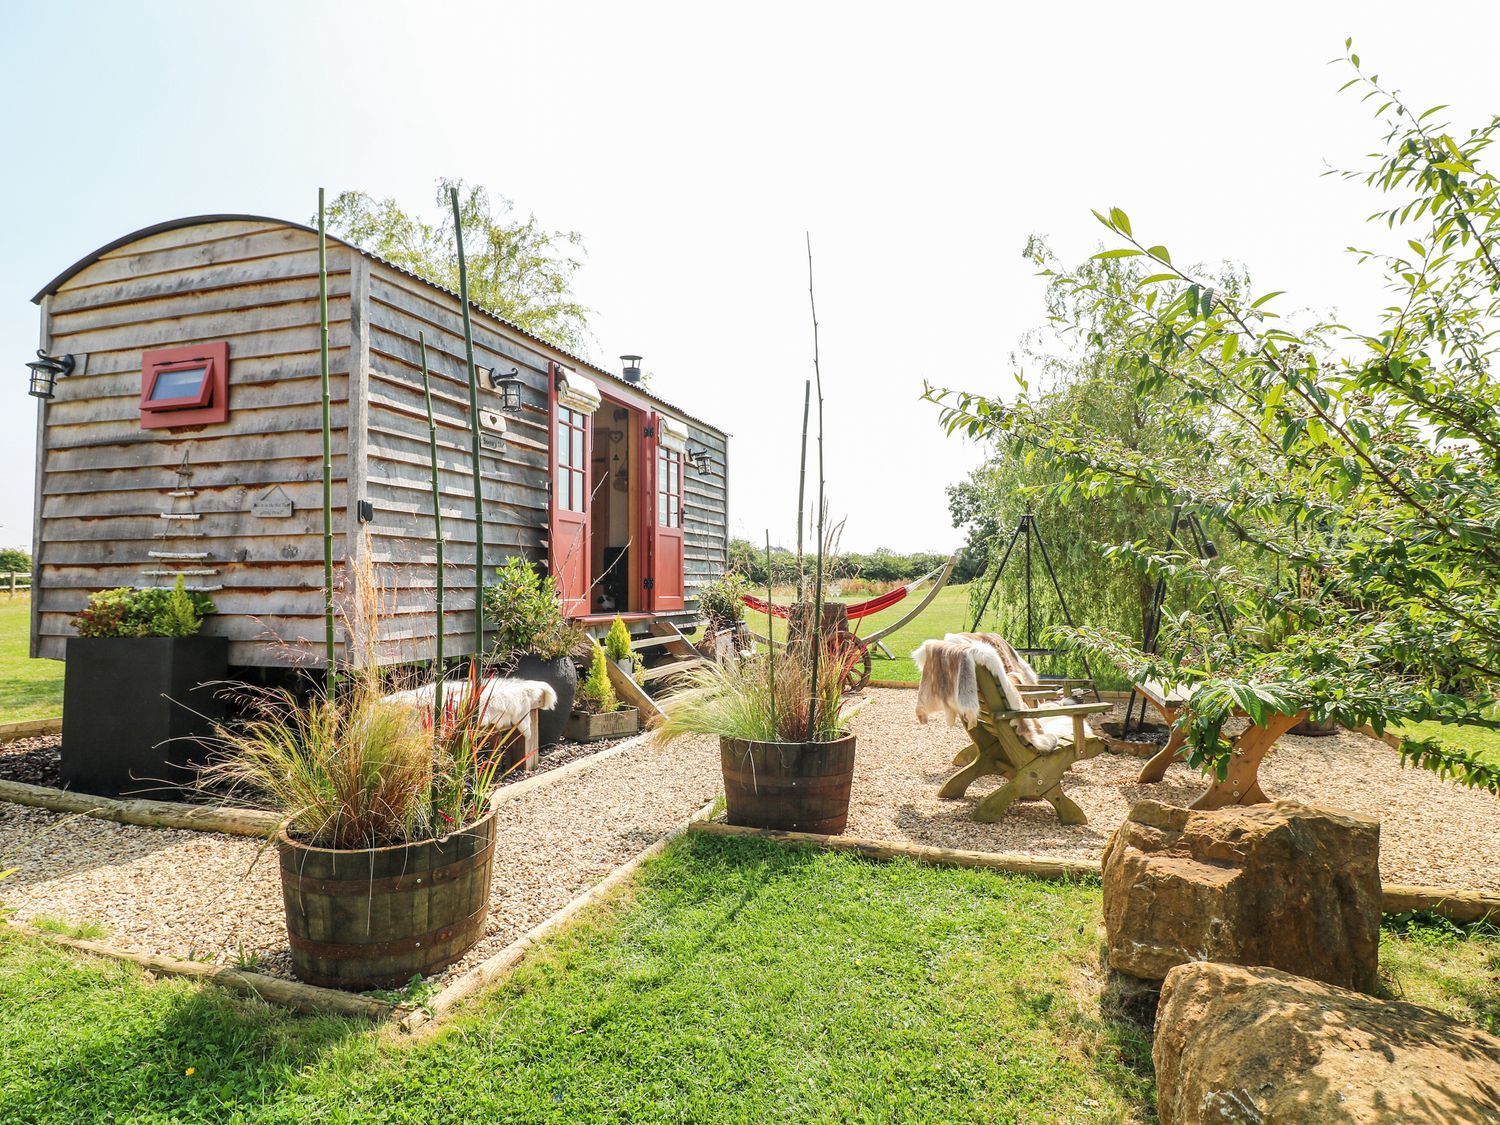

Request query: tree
[
  {"left": 928, "top": 46, "right": 1500, "bottom": 792},
  {"left": 324, "top": 178, "right": 591, "bottom": 353},
  {"left": 0, "top": 547, "right": 29, "bottom": 574},
  {"left": 948, "top": 238, "right": 1256, "bottom": 686}
]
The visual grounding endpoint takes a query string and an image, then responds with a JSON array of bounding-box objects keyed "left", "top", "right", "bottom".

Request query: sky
[{"left": 2, "top": 1, "right": 1497, "bottom": 554}]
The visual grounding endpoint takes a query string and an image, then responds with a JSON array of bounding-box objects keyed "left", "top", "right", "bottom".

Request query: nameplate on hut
[{"left": 251, "top": 486, "right": 294, "bottom": 518}]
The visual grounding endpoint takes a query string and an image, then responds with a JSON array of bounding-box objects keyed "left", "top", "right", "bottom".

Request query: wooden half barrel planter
[
  {"left": 720, "top": 733, "right": 857, "bottom": 835},
  {"left": 277, "top": 810, "right": 497, "bottom": 990}
]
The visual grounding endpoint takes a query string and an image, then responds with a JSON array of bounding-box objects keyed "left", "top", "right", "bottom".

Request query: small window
[{"left": 139, "top": 342, "right": 229, "bottom": 429}]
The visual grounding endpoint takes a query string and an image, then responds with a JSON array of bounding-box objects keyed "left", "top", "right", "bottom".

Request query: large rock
[
  {"left": 1102, "top": 799, "right": 1381, "bottom": 991},
  {"left": 1154, "top": 962, "right": 1500, "bottom": 1124}
]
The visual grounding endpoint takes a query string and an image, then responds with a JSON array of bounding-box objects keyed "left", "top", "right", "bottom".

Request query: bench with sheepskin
[{"left": 914, "top": 634, "right": 1110, "bottom": 824}]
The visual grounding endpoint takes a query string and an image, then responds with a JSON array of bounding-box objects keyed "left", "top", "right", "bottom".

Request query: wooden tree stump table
[{"left": 1132, "top": 681, "right": 1307, "bottom": 810}]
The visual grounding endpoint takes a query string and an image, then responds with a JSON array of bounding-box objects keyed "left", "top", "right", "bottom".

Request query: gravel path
[
  {"left": 0, "top": 729, "right": 721, "bottom": 984},
  {"left": 839, "top": 689, "right": 1500, "bottom": 894},
  {"left": 4, "top": 686, "right": 1495, "bottom": 987}
]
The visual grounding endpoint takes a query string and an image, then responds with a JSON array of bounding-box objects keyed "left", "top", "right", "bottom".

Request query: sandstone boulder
[
  {"left": 1154, "top": 962, "right": 1500, "bottom": 1124},
  {"left": 1102, "top": 799, "right": 1381, "bottom": 991}
]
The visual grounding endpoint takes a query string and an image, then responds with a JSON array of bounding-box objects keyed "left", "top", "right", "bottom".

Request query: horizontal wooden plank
[
  {"left": 45, "top": 373, "right": 345, "bottom": 429},
  {"left": 49, "top": 273, "right": 342, "bottom": 336},
  {"left": 49, "top": 295, "right": 349, "bottom": 357},
  {"left": 98, "top": 218, "right": 301, "bottom": 260},
  {"left": 44, "top": 432, "right": 348, "bottom": 474},
  {"left": 62, "top": 226, "right": 323, "bottom": 292},
  {"left": 51, "top": 252, "right": 342, "bottom": 315},
  {"left": 45, "top": 401, "right": 353, "bottom": 453},
  {"left": 41, "top": 477, "right": 344, "bottom": 520}
]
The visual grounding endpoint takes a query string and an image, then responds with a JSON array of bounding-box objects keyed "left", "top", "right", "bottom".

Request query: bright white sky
[{"left": 2, "top": 2, "right": 1496, "bottom": 553}]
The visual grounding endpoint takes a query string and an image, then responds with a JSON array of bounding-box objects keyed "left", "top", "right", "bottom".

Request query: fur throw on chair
[{"left": 912, "top": 633, "right": 1060, "bottom": 752}]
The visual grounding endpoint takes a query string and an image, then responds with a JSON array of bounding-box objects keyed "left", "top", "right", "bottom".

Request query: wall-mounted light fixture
[
  {"left": 620, "top": 354, "right": 642, "bottom": 384},
  {"left": 686, "top": 444, "right": 717, "bottom": 474},
  {"left": 26, "top": 350, "right": 75, "bottom": 399},
  {"left": 487, "top": 365, "right": 523, "bottom": 412}
]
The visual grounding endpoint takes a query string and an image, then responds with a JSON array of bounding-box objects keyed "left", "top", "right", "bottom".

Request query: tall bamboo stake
[
  {"left": 317, "top": 189, "right": 337, "bottom": 695},
  {"left": 805, "top": 233, "right": 827, "bottom": 734},
  {"left": 795, "top": 380, "right": 810, "bottom": 602},
  {"left": 420, "top": 331, "right": 445, "bottom": 726},
  {"left": 450, "top": 188, "right": 486, "bottom": 660},
  {"left": 765, "top": 529, "right": 777, "bottom": 737}
]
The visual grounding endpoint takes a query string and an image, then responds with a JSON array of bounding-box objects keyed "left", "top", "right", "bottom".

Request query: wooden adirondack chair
[{"left": 938, "top": 667, "right": 1111, "bottom": 824}]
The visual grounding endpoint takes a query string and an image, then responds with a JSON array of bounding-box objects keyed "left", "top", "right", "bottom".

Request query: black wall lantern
[
  {"left": 686, "top": 444, "right": 716, "bottom": 474},
  {"left": 26, "top": 350, "right": 75, "bottom": 399},
  {"left": 620, "top": 354, "right": 642, "bottom": 384},
  {"left": 486, "top": 365, "right": 524, "bottom": 413}
]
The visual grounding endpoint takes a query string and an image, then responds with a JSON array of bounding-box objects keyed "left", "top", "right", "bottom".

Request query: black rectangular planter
[{"left": 61, "top": 635, "right": 229, "bottom": 797}]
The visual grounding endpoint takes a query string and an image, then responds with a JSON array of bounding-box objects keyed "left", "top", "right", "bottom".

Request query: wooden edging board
[
  {"left": 687, "top": 820, "right": 1500, "bottom": 925},
  {"left": 0, "top": 716, "right": 62, "bottom": 744},
  {"left": 0, "top": 921, "right": 409, "bottom": 1021},
  {"left": 0, "top": 778, "right": 279, "bottom": 837}
]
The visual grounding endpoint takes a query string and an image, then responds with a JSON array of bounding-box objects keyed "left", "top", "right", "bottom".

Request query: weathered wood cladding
[
  {"left": 32, "top": 216, "right": 730, "bottom": 668},
  {"left": 34, "top": 220, "right": 353, "bottom": 664}
]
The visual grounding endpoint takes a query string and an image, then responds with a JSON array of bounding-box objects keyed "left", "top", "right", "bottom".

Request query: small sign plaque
[
  {"left": 251, "top": 486, "right": 293, "bottom": 518},
  {"left": 479, "top": 432, "right": 504, "bottom": 452}
]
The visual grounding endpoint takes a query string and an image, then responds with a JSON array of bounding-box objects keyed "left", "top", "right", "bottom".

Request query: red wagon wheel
[{"left": 840, "top": 634, "right": 872, "bottom": 694}]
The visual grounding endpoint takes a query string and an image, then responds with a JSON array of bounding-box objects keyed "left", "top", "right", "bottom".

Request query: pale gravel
[
  {"left": 0, "top": 729, "right": 721, "bottom": 984},
  {"left": 838, "top": 689, "right": 1500, "bottom": 894},
  {"left": 3, "top": 686, "right": 1494, "bottom": 986}
]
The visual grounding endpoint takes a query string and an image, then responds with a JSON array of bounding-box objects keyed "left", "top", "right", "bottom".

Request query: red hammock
[{"left": 742, "top": 582, "right": 912, "bottom": 622}]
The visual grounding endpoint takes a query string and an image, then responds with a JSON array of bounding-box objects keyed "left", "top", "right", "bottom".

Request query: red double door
[{"left": 548, "top": 365, "right": 684, "bottom": 616}]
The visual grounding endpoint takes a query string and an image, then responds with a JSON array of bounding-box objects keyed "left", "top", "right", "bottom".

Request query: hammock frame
[
  {"left": 745, "top": 553, "right": 957, "bottom": 649},
  {"left": 970, "top": 513, "right": 1100, "bottom": 701}
]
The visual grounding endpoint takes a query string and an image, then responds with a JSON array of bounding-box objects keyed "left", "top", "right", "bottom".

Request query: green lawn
[
  {"left": 0, "top": 596, "right": 63, "bottom": 724},
  {"left": 1, "top": 833, "right": 1495, "bottom": 1123},
  {"left": 1396, "top": 719, "right": 1500, "bottom": 771}
]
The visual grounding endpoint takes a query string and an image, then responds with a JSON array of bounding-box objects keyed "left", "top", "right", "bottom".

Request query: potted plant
[
  {"left": 565, "top": 643, "right": 639, "bottom": 742},
  {"left": 697, "top": 573, "right": 751, "bottom": 658},
  {"left": 658, "top": 637, "right": 855, "bottom": 833},
  {"left": 604, "top": 615, "right": 635, "bottom": 676},
  {"left": 206, "top": 657, "right": 509, "bottom": 991},
  {"left": 483, "top": 558, "right": 580, "bottom": 746},
  {"left": 62, "top": 577, "right": 224, "bottom": 797}
]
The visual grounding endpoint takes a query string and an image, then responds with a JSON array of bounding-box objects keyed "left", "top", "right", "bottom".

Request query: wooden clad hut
[{"left": 28, "top": 215, "right": 730, "bottom": 670}]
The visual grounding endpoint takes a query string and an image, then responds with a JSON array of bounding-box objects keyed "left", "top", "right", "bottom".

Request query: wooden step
[
  {"left": 637, "top": 657, "right": 709, "bottom": 684},
  {"left": 630, "top": 635, "right": 683, "bottom": 651}
]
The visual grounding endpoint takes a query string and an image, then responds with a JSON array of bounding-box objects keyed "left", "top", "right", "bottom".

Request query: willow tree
[{"left": 929, "top": 46, "right": 1500, "bottom": 792}]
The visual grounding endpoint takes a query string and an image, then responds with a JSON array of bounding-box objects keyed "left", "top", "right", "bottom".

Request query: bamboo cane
[
  {"left": 419, "top": 331, "right": 445, "bottom": 726},
  {"left": 796, "top": 380, "right": 810, "bottom": 603},
  {"left": 317, "top": 188, "right": 337, "bottom": 695},
  {"left": 766, "top": 529, "right": 776, "bottom": 736},
  {"left": 805, "top": 234, "right": 827, "bottom": 733},
  {"left": 450, "top": 188, "right": 486, "bottom": 661}
]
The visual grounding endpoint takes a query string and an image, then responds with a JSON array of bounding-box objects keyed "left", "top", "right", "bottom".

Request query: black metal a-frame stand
[
  {"left": 970, "top": 512, "right": 1100, "bottom": 700},
  {"left": 1121, "top": 505, "right": 1234, "bottom": 735}
]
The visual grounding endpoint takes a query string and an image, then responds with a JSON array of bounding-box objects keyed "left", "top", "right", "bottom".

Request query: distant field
[
  {"left": 0, "top": 597, "right": 63, "bottom": 723},
  {"left": 1395, "top": 719, "right": 1500, "bottom": 771}
]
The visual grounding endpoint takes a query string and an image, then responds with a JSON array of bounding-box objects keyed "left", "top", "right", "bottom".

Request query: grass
[
  {"left": 0, "top": 595, "right": 63, "bottom": 724},
  {"left": 1, "top": 833, "right": 1495, "bottom": 1123},
  {"left": 1395, "top": 718, "right": 1500, "bottom": 770},
  {"left": 0, "top": 834, "right": 1155, "bottom": 1123}
]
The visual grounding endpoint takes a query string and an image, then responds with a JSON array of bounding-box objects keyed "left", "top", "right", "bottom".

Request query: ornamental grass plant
[{"left": 204, "top": 555, "right": 512, "bottom": 850}]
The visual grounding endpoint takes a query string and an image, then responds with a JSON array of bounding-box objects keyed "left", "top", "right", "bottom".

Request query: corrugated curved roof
[{"left": 32, "top": 213, "right": 727, "bottom": 438}]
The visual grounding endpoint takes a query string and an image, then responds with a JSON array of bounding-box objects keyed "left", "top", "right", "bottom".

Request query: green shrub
[
  {"left": 574, "top": 644, "right": 620, "bottom": 714},
  {"left": 604, "top": 616, "right": 633, "bottom": 663},
  {"left": 482, "top": 558, "right": 575, "bottom": 660},
  {"left": 69, "top": 581, "right": 215, "bottom": 638},
  {"left": 698, "top": 573, "right": 749, "bottom": 631}
]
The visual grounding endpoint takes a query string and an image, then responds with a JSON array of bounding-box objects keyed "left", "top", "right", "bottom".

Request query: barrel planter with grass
[
  {"left": 720, "top": 733, "right": 857, "bottom": 835},
  {"left": 277, "top": 809, "right": 497, "bottom": 990}
]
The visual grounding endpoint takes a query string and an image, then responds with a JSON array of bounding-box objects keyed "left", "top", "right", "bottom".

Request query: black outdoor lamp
[
  {"left": 487, "top": 365, "right": 524, "bottom": 413},
  {"left": 686, "top": 445, "right": 715, "bottom": 474},
  {"left": 620, "top": 354, "right": 642, "bottom": 384},
  {"left": 26, "top": 350, "right": 75, "bottom": 399}
]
